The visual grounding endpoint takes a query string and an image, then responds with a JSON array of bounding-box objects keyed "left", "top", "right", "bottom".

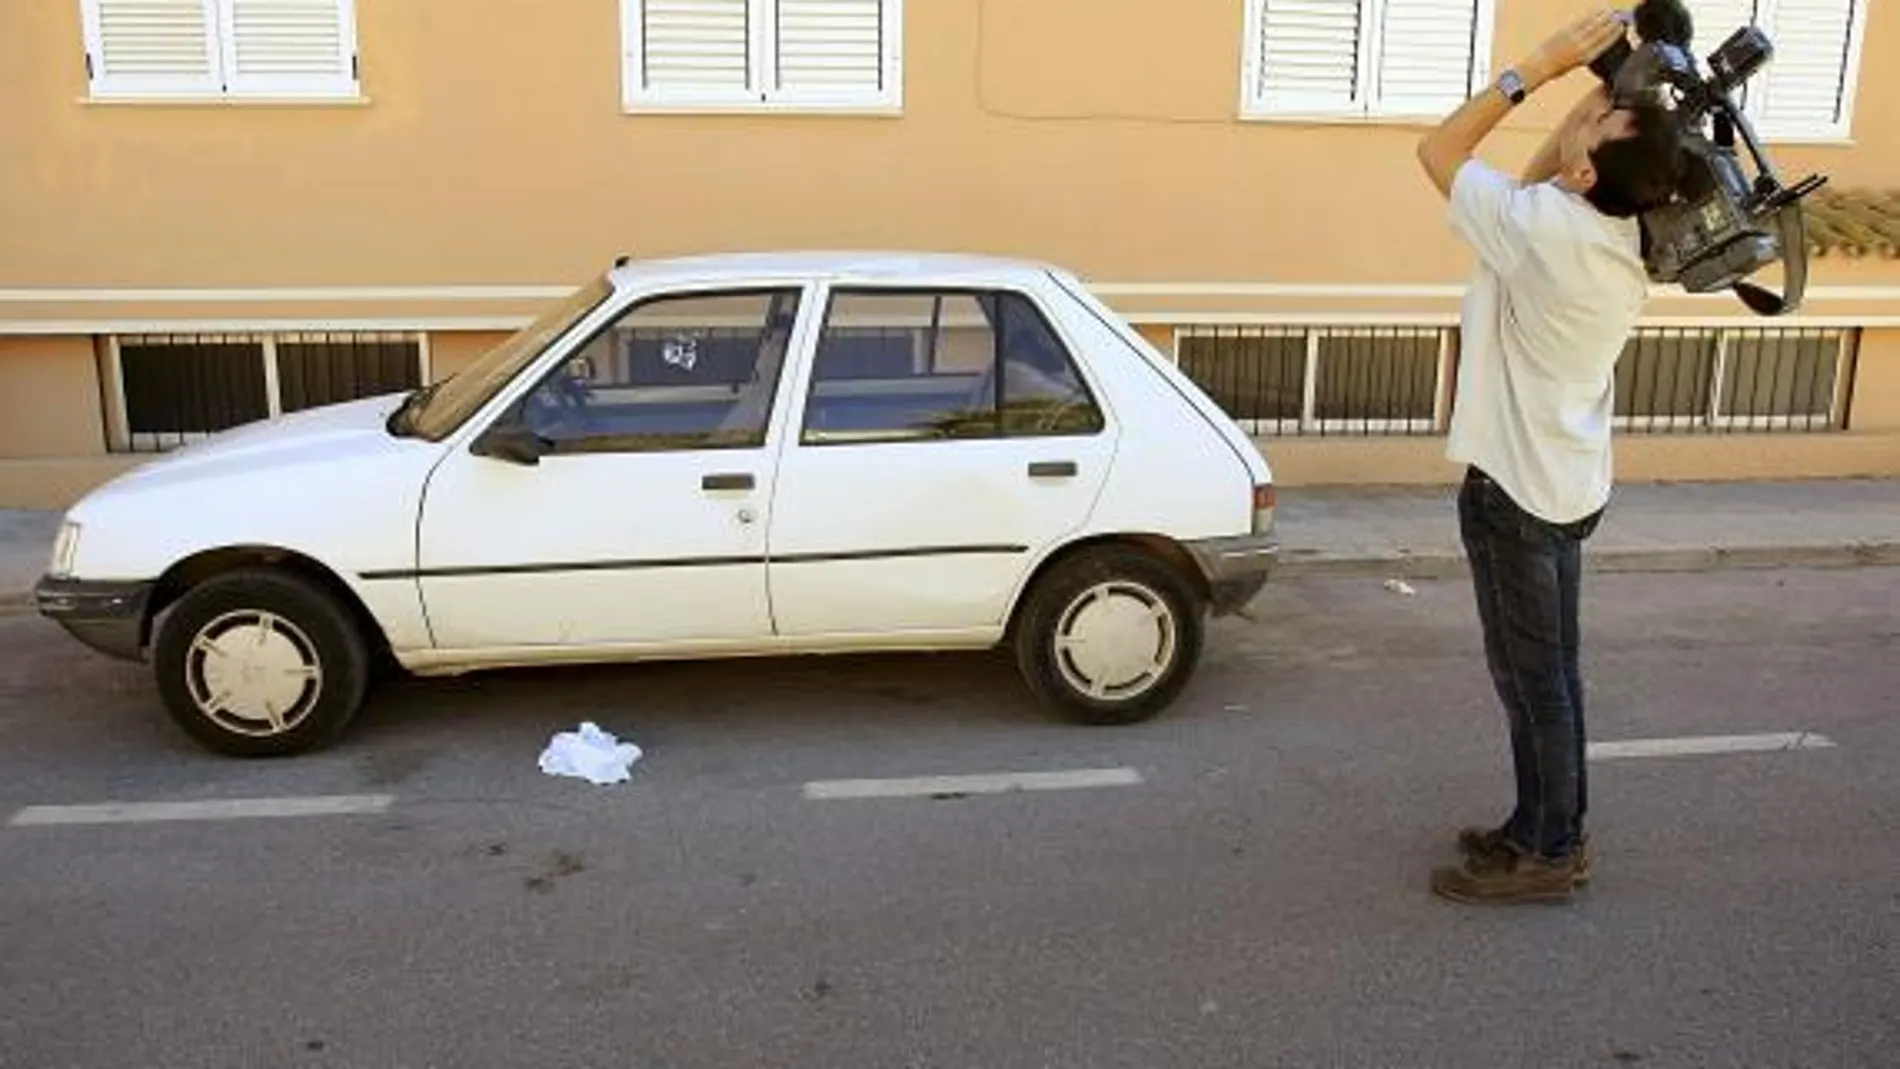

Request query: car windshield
[{"left": 405, "top": 274, "right": 615, "bottom": 440}]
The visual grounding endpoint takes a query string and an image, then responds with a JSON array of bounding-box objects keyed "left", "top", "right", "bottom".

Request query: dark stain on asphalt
[
  {"left": 803, "top": 976, "right": 835, "bottom": 1002},
  {"left": 738, "top": 871, "right": 758, "bottom": 887},
  {"left": 930, "top": 791, "right": 970, "bottom": 801},
  {"left": 357, "top": 747, "right": 430, "bottom": 787},
  {"left": 304, "top": 1039, "right": 326, "bottom": 1052},
  {"left": 483, "top": 842, "right": 508, "bottom": 857},
  {"left": 1612, "top": 1052, "right": 1644, "bottom": 1063},
  {"left": 526, "top": 850, "right": 588, "bottom": 892}
]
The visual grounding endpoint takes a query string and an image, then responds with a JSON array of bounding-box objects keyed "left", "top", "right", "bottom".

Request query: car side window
[
  {"left": 522, "top": 288, "right": 802, "bottom": 453},
  {"left": 799, "top": 288, "right": 1103, "bottom": 445}
]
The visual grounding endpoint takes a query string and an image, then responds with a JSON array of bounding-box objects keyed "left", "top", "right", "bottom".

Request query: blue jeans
[{"left": 1457, "top": 466, "right": 1603, "bottom": 862}]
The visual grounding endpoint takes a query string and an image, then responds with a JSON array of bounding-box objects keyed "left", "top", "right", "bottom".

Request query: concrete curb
[
  {"left": 1274, "top": 540, "right": 1900, "bottom": 580},
  {"left": 3, "top": 540, "right": 1896, "bottom": 617}
]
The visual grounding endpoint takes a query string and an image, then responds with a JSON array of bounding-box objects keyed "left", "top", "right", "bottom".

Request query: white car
[{"left": 36, "top": 252, "right": 1278, "bottom": 756}]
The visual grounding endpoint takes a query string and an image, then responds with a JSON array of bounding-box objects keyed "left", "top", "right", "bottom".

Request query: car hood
[{"left": 90, "top": 392, "right": 423, "bottom": 499}]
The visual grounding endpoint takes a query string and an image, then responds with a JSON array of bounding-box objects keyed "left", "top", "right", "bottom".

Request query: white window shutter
[
  {"left": 1680, "top": 0, "right": 1758, "bottom": 48},
  {"left": 774, "top": 0, "right": 893, "bottom": 104},
  {"left": 1373, "top": 0, "right": 1485, "bottom": 115},
  {"left": 626, "top": 0, "right": 755, "bottom": 106},
  {"left": 1755, "top": 0, "right": 1860, "bottom": 137},
  {"left": 1248, "top": 0, "right": 1367, "bottom": 114},
  {"left": 218, "top": 0, "right": 357, "bottom": 97},
  {"left": 81, "top": 0, "right": 222, "bottom": 97}
]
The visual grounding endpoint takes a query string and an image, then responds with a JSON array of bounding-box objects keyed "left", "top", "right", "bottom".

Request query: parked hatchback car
[{"left": 36, "top": 252, "right": 1278, "bottom": 756}]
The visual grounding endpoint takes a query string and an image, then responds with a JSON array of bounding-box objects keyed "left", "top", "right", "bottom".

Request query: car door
[
  {"left": 765, "top": 284, "right": 1118, "bottom": 637},
  {"left": 414, "top": 285, "right": 809, "bottom": 651}
]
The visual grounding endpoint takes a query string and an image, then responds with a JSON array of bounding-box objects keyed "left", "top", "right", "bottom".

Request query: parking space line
[
  {"left": 1587, "top": 732, "right": 1836, "bottom": 762},
  {"left": 7, "top": 794, "right": 397, "bottom": 827},
  {"left": 803, "top": 767, "right": 1144, "bottom": 800}
]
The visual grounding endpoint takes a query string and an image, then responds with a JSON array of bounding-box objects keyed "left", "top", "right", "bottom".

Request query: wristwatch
[{"left": 1496, "top": 68, "right": 1528, "bottom": 105}]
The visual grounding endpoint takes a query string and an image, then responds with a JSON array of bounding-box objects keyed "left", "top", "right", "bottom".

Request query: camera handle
[
  {"left": 1710, "top": 92, "right": 1827, "bottom": 316},
  {"left": 1732, "top": 205, "right": 1811, "bottom": 316}
]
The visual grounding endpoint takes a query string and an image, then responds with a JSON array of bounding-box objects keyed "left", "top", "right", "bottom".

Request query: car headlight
[{"left": 48, "top": 521, "right": 81, "bottom": 578}]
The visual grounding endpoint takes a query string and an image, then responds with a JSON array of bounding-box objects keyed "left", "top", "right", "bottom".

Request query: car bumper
[
  {"left": 1183, "top": 533, "right": 1279, "bottom": 616},
  {"left": 34, "top": 575, "right": 154, "bottom": 662}
]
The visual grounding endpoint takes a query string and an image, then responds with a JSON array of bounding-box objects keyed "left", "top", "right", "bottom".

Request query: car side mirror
[{"left": 471, "top": 419, "right": 549, "bottom": 466}]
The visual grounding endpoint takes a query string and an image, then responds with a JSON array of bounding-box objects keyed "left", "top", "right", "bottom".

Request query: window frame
[
  {"left": 1688, "top": 0, "right": 1871, "bottom": 143},
  {"left": 619, "top": 0, "right": 904, "bottom": 115},
  {"left": 1237, "top": 0, "right": 1498, "bottom": 123},
  {"left": 79, "top": 0, "right": 361, "bottom": 104},
  {"left": 510, "top": 285, "right": 808, "bottom": 457},
  {"left": 793, "top": 283, "right": 1110, "bottom": 448},
  {"left": 102, "top": 329, "right": 428, "bottom": 453},
  {"left": 1611, "top": 326, "right": 1855, "bottom": 432},
  {"left": 1172, "top": 325, "right": 1454, "bottom": 435}
]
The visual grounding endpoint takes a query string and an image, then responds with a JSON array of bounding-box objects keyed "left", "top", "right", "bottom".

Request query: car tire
[
  {"left": 152, "top": 568, "right": 371, "bottom": 758},
  {"left": 1012, "top": 545, "right": 1206, "bottom": 726}
]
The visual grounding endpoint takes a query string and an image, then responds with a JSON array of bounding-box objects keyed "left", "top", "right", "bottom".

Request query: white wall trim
[
  {"left": 1087, "top": 283, "right": 1900, "bottom": 302},
  {"left": 1091, "top": 283, "right": 1468, "bottom": 298},
  {"left": 1138, "top": 312, "right": 1900, "bottom": 328},
  {"left": 7, "top": 282, "right": 1900, "bottom": 305},
  {"left": 9, "top": 312, "right": 1900, "bottom": 336},
  {"left": 0, "top": 286, "right": 571, "bottom": 303},
  {"left": 0, "top": 317, "right": 536, "bottom": 335}
]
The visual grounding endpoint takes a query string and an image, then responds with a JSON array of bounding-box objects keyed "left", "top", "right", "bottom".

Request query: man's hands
[
  {"left": 1519, "top": 8, "right": 1631, "bottom": 91},
  {"left": 1416, "top": 7, "right": 1629, "bottom": 198}
]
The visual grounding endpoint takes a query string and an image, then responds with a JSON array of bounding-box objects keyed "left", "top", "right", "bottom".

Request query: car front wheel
[
  {"left": 152, "top": 568, "right": 371, "bottom": 757},
  {"left": 1012, "top": 546, "right": 1206, "bottom": 725}
]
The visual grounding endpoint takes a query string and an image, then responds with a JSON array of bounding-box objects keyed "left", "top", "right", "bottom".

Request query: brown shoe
[
  {"left": 1431, "top": 847, "right": 1579, "bottom": 904},
  {"left": 1457, "top": 825, "right": 1593, "bottom": 885}
]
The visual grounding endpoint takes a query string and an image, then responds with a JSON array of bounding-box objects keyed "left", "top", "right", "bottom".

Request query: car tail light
[{"left": 1252, "top": 483, "right": 1276, "bottom": 535}]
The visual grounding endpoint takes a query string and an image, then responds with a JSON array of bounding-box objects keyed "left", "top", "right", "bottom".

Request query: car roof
[{"left": 604, "top": 249, "right": 1070, "bottom": 291}]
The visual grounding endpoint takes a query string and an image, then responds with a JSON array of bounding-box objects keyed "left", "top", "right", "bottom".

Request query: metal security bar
[
  {"left": 1175, "top": 326, "right": 1450, "bottom": 436},
  {"left": 107, "top": 332, "right": 425, "bottom": 453},
  {"left": 1615, "top": 327, "right": 1855, "bottom": 433},
  {"left": 112, "top": 335, "right": 270, "bottom": 453},
  {"left": 276, "top": 332, "right": 422, "bottom": 413}
]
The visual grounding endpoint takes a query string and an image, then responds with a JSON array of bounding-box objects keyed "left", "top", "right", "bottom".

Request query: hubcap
[
  {"left": 1052, "top": 580, "right": 1177, "bottom": 702},
  {"left": 184, "top": 610, "right": 323, "bottom": 737}
]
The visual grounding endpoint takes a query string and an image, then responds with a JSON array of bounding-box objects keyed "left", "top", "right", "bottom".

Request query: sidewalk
[
  {"left": 1, "top": 510, "right": 60, "bottom": 613},
  {"left": 1272, "top": 477, "right": 1900, "bottom": 579},
  {"left": 3, "top": 477, "right": 1898, "bottom": 613}
]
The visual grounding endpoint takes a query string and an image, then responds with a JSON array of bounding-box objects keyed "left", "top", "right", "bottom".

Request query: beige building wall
[
  {"left": 1846, "top": 330, "right": 1900, "bottom": 431},
  {"left": 3, "top": 1, "right": 1897, "bottom": 291},
  {"left": 0, "top": 338, "right": 106, "bottom": 458},
  {"left": 2, "top": 1, "right": 1898, "bottom": 508}
]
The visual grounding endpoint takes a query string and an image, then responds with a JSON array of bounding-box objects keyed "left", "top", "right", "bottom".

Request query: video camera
[{"left": 1588, "top": 0, "right": 1828, "bottom": 315}]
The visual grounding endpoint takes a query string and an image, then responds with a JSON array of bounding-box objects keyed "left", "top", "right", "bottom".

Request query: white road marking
[
  {"left": 7, "top": 794, "right": 396, "bottom": 827},
  {"left": 803, "top": 767, "right": 1144, "bottom": 800},
  {"left": 1587, "top": 732, "right": 1836, "bottom": 762}
]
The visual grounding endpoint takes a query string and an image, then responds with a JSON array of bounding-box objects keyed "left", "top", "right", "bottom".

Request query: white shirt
[{"left": 1444, "top": 159, "right": 1650, "bottom": 524}]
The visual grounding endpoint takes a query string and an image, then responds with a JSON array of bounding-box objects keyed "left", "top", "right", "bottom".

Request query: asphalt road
[{"left": 1, "top": 569, "right": 1896, "bottom": 1069}]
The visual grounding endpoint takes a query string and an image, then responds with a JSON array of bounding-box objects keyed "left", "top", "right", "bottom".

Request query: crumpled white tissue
[{"left": 538, "top": 721, "right": 644, "bottom": 785}]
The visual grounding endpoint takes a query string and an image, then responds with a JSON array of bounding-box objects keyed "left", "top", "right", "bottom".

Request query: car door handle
[
  {"left": 702, "top": 472, "right": 754, "bottom": 491},
  {"left": 1028, "top": 461, "right": 1077, "bottom": 478}
]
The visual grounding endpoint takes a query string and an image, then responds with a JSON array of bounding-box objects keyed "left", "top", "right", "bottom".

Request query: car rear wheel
[
  {"left": 1012, "top": 545, "right": 1206, "bottom": 725},
  {"left": 152, "top": 568, "right": 370, "bottom": 757}
]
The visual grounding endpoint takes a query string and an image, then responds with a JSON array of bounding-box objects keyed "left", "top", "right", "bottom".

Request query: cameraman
[{"left": 1416, "top": 7, "right": 1683, "bottom": 904}]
